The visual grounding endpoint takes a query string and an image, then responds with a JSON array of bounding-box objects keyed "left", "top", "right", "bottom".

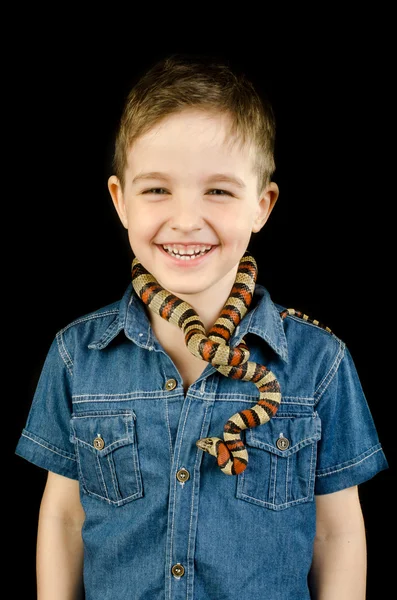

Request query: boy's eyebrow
[
  {"left": 132, "top": 171, "right": 171, "bottom": 184},
  {"left": 132, "top": 171, "right": 246, "bottom": 189},
  {"left": 204, "top": 174, "right": 246, "bottom": 189}
]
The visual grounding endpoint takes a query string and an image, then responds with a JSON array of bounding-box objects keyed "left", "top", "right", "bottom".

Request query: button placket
[{"left": 165, "top": 378, "right": 218, "bottom": 598}]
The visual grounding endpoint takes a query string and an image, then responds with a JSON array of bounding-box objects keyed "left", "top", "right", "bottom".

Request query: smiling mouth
[{"left": 160, "top": 244, "right": 214, "bottom": 260}]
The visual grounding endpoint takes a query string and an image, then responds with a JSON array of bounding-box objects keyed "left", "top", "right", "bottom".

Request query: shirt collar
[
  {"left": 233, "top": 283, "right": 288, "bottom": 362},
  {"left": 89, "top": 282, "right": 288, "bottom": 362}
]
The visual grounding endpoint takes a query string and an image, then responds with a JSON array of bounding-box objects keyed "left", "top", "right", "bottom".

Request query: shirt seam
[
  {"left": 314, "top": 337, "right": 345, "bottom": 404},
  {"left": 59, "top": 309, "right": 120, "bottom": 334},
  {"left": 20, "top": 430, "right": 77, "bottom": 462},
  {"left": 316, "top": 443, "right": 383, "bottom": 477},
  {"left": 56, "top": 329, "right": 73, "bottom": 375}
]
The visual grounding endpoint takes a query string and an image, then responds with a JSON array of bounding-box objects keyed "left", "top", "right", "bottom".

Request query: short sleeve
[
  {"left": 314, "top": 344, "right": 388, "bottom": 494},
  {"left": 15, "top": 334, "right": 78, "bottom": 480}
]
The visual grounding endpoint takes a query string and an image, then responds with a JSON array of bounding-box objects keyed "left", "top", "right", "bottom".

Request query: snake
[
  {"left": 280, "top": 308, "right": 332, "bottom": 333},
  {"left": 131, "top": 251, "right": 331, "bottom": 475},
  {"left": 131, "top": 250, "right": 282, "bottom": 476}
]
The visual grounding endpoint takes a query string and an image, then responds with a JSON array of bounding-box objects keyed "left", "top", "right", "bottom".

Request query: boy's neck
[
  {"left": 142, "top": 260, "right": 242, "bottom": 335},
  {"left": 147, "top": 285, "right": 232, "bottom": 337}
]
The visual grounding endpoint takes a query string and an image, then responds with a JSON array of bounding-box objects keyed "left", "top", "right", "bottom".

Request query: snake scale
[{"left": 131, "top": 251, "right": 331, "bottom": 475}]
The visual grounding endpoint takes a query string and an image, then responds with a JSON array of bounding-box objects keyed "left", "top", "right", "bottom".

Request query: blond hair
[{"left": 112, "top": 54, "right": 276, "bottom": 192}]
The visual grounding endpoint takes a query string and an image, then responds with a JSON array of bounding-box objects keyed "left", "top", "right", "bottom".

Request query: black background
[{"left": 8, "top": 10, "right": 395, "bottom": 599}]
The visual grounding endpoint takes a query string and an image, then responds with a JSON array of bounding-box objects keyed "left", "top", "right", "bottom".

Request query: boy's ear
[
  {"left": 108, "top": 175, "right": 128, "bottom": 229},
  {"left": 252, "top": 182, "right": 279, "bottom": 233}
]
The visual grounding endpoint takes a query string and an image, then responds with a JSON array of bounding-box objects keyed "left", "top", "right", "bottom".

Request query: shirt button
[
  {"left": 276, "top": 436, "right": 290, "bottom": 450},
  {"left": 176, "top": 468, "right": 190, "bottom": 483},
  {"left": 93, "top": 435, "right": 105, "bottom": 450},
  {"left": 165, "top": 378, "right": 177, "bottom": 391},
  {"left": 171, "top": 563, "right": 185, "bottom": 578}
]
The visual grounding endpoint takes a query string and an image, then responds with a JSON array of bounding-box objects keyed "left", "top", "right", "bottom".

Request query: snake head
[{"left": 196, "top": 437, "right": 219, "bottom": 457}]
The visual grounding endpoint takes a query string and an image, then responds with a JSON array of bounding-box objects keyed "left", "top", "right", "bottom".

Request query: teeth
[{"left": 162, "top": 244, "right": 212, "bottom": 259}]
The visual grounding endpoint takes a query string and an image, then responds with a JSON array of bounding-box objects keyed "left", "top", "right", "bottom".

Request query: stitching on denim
[
  {"left": 72, "top": 412, "right": 133, "bottom": 418},
  {"left": 309, "top": 441, "right": 316, "bottom": 498},
  {"left": 314, "top": 338, "right": 345, "bottom": 403},
  {"left": 107, "top": 452, "right": 120, "bottom": 502},
  {"left": 96, "top": 453, "right": 109, "bottom": 500},
  {"left": 115, "top": 415, "right": 128, "bottom": 501},
  {"left": 186, "top": 392, "right": 312, "bottom": 403},
  {"left": 73, "top": 396, "right": 180, "bottom": 404},
  {"left": 81, "top": 488, "right": 142, "bottom": 505},
  {"left": 56, "top": 330, "right": 73, "bottom": 375},
  {"left": 72, "top": 412, "right": 142, "bottom": 503},
  {"left": 247, "top": 327, "right": 287, "bottom": 359},
  {"left": 273, "top": 413, "right": 315, "bottom": 418},
  {"left": 239, "top": 491, "right": 311, "bottom": 510},
  {"left": 175, "top": 395, "right": 193, "bottom": 483},
  {"left": 286, "top": 455, "right": 289, "bottom": 503},
  {"left": 72, "top": 389, "right": 314, "bottom": 402},
  {"left": 73, "top": 391, "right": 182, "bottom": 400},
  {"left": 271, "top": 299, "right": 289, "bottom": 358},
  {"left": 73, "top": 410, "right": 135, "bottom": 418},
  {"left": 90, "top": 318, "right": 123, "bottom": 349},
  {"left": 21, "top": 431, "right": 77, "bottom": 461},
  {"left": 59, "top": 309, "right": 119, "bottom": 334},
  {"left": 160, "top": 359, "right": 176, "bottom": 464},
  {"left": 74, "top": 437, "right": 131, "bottom": 451},
  {"left": 130, "top": 421, "right": 142, "bottom": 496},
  {"left": 168, "top": 460, "right": 178, "bottom": 598},
  {"left": 270, "top": 454, "right": 276, "bottom": 504},
  {"left": 186, "top": 400, "right": 210, "bottom": 597},
  {"left": 234, "top": 292, "right": 288, "bottom": 360},
  {"left": 248, "top": 434, "right": 319, "bottom": 454},
  {"left": 238, "top": 424, "right": 319, "bottom": 509},
  {"left": 76, "top": 446, "right": 88, "bottom": 491},
  {"left": 139, "top": 319, "right": 154, "bottom": 350},
  {"left": 71, "top": 414, "right": 135, "bottom": 451},
  {"left": 281, "top": 396, "right": 314, "bottom": 402},
  {"left": 73, "top": 392, "right": 163, "bottom": 398},
  {"left": 168, "top": 394, "right": 194, "bottom": 599},
  {"left": 316, "top": 446, "right": 383, "bottom": 477},
  {"left": 72, "top": 393, "right": 317, "bottom": 409},
  {"left": 164, "top": 398, "right": 174, "bottom": 464}
]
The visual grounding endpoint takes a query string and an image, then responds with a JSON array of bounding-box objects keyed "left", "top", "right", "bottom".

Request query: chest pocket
[
  {"left": 70, "top": 410, "right": 143, "bottom": 506},
  {"left": 236, "top": 413, "right": 321, "bottom": 510}
]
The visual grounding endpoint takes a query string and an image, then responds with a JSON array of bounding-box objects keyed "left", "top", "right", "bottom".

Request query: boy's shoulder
[
  {"left": 250, "top": 285, "right": 344, "bottom": 373},
  {"left": 270, "top": 300, "right": 346, "bottom": 391},
  {"left": 55, "top": 284, "right": 133, "bottom": 347},
  {"left": 59, "top": 298, "right": 122, "bottom": 333},
  {"left": 277, "top": 305, "right": 334, "bottom": 336},
  {"left": 272, "top": 298, "right": 344, "bottom": 356}
]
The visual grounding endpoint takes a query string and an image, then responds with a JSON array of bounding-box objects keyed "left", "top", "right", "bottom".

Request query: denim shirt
[{"left": 15, "top": 283, "right": 388, "bottom": 600}]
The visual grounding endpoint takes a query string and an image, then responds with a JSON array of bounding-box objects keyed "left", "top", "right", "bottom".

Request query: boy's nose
[{"left": 169, "top": 196, "right": 204, "bottom": 232}]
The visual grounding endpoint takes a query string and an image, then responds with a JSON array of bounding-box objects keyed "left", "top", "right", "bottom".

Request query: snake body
[
  {"left": 280, "top": 308, "right": 332, "bottom": 333},
  {"left": 131, "top": 251, "right": 282, "bottom": 475},
  {"left": 131, "top": 252, "right": 331, "bottom": 475}
]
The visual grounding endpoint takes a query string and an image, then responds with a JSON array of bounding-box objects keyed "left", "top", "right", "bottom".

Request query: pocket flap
[
  {"left": 245, "top": 413, "right": 321, "bottom": 458},
  {"left": 70, "top": 410, "right": 136, "bottom": 457}
]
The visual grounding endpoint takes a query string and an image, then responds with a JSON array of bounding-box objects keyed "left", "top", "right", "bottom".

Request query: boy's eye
[
  {"left": 141, "top": 188, "right": 233, "bottom": 197},
  {"left": 207, "top": 189, "right": 232, "bottom": 196},
  {"left": 143, "top": 188, "right": 169, "bottom": 194}
]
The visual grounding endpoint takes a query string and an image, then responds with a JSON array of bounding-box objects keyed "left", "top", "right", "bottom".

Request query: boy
[{"left": 15, "top": 54, "right": 388, "bottom": 599}]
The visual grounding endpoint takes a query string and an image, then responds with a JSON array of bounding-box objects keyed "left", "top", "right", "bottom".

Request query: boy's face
[{"left": 109, "top": 109, "right": 278, "bottom": 300}]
